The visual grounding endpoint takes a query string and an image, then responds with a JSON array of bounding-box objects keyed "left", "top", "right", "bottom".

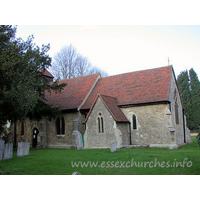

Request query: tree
[
  {"left": 0, "top": 25, "right": 66, "bottom": 136},
  {"left": 177, "top": 70, "right": 192, "bottom": 129},
  {"left": 189, "top": 68, "right": 200, "bottom": 130},
  {"left": 52, "top": 44, "right": 77, "bottom": 80},
  {"left": 177, "top": 68, "right": 200, "bottom": 131},
  {"left": 51, "top": 44, "right": 108, "bottom": 80}
]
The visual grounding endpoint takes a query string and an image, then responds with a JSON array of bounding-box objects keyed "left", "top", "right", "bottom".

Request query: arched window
[
  {"left": 56, "top": 117, "right": 65, "bottom": 135},
  {"left": 56, "top": 117, "right": 60, "bottom": 135},
  {"left": 175, "top": 100, "right": 179, "bottom": 124},
  {"left": 21, "top": 121, "right": 24, "bottom": 135},
  {"left": 133, "top": 115, "right": 137, "bottom": 130},
  {"left": 98, "top": 113, "right": 104, "bottom": 133},
  {"left": 101, "top": 117, "right": 104, "bottom": 133},
  {"left": 61, "top": 117, "right": 65, "bottom": 135},
  {"left": 98, "top": 117, "right": 101, "bottom": 133}
]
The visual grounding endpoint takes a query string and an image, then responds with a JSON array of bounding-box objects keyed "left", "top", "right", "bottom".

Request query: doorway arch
[{"left": 32, "top": 127, "right": 39, "bottom": 148}]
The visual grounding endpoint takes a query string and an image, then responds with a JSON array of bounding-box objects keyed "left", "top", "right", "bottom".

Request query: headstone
[
  {"left": 76, "top": 131, "right": 84, "bottom": 150},
  {"left": 73, "top": 130, "right": 83, "bottom": 150},
  {"left": 24, "top": 142, "right": 30, "bottom": 156},
  {"left": 17, "top": 142, "right": 30, "bottom": 157},
  {"left": 0, "top": 139, "right": 5, "bottom": 161},
  {"left": 17, "top": 142, "right": 23, "bottom": 157},
  {"left": 3, "top": 143, "right": 13, "bottom": 160},
  {"left": 111, "top": 141, "right": 117, "bottom": 152}
]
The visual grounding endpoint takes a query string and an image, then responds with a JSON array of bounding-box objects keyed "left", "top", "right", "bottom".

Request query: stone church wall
[
  {"left": 9, "top": 111, "right": 86, "bottom": 148},
  {"left": 168, "top": 71, "right": 192, "bottom": 145},
  {"left": 117, "top": 123, "right": 130, "bottom": 146},
  {"left": 84, "top": 97, "right": 118, "bottom": 148},
  {"left": 9, "top": 118, "right": 42, "bottom": 147},
  {"left": 46, "top": 112, "right": 84, "bottom": 148},
  {"left": 121, "top": 104, "right": 170, "bottom": 145},
  {"left": 120, "top": 71, "right": 192, "bottom": 146}
]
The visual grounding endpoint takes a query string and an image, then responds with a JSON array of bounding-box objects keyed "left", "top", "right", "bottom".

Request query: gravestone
[
  {"left": 72, "top": 130, "right": 83, "bottom": 150},
  {"left": 17, "top": 142, "right": 23, "bottom": 157},
  {"left": 3, "top": 143, "right": 13, "bottom": 160},
  {"left": 0, "top": 139, "right": 5, "bottom": 161},
  {"left": 17, "top": 142, "right": 30, "bottom": 157},
  {"left": 111, "top": 141, "right": 117, "bottom": 152},
  {"left": 24, "top": 142, "right": 30, "bottom": 156}
]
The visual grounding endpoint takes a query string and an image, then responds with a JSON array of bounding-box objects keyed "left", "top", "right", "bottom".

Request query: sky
[{"left": 15, "top": 25, "right": 200, "bottom": 78}]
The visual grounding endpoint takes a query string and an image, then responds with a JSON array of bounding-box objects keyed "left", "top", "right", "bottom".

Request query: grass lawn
[{"left": 1, "top": 136, "right": 200, "bottom": 175}]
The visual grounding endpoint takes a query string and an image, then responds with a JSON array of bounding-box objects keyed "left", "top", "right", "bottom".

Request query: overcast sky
[
  {"left": 2, "top": 0, "right": 200, "bottom": 80},
  {"left": 15, "top": 25, "right": 200, "bottom": 78}
]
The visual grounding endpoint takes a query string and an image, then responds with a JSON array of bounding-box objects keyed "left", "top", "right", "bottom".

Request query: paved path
[{"left": 191, "top": 133, "right": 198, "bottom": 136}]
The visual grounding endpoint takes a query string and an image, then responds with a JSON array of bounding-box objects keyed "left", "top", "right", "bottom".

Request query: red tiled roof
[
  {"left": 43, "top": 69, "right": 54, "bottom": 78},
  {"left": 100, "top": 94, "right": 129, "bottom": 122},
  {"left": 84, "top": 94, "right": 129, "bottom": 123},
  {"left": 45, "top": 73, "right": 100, "bottom": 110},
  {"left": 39, "top": 69, "right": 54, "bottom": 78},
  {"left": 81, "top": 65, "right": 173, "bottom": 110}
]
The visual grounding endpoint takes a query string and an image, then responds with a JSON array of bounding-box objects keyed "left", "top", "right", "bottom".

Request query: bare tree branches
[{"left": 51, "top": 44, "right": 108, "bottom": 80}]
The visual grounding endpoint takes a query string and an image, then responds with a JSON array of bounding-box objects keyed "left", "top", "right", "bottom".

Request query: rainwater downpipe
[
  {"left": 182, "top": 109, "right": 186, "bottom": 143},
  {"left": 129, "top": 122, "right": 132, "bottom": 145}
]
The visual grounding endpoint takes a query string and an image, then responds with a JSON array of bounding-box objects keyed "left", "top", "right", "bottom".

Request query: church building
[{"left": 9, "top": 65, "right": 192, "bottom": 149}]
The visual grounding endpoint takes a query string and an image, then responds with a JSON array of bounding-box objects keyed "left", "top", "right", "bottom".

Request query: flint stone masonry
[
  {"left": 17, "top": 142, "right": 30, "bottom": 157},
  {"left": 0, "top": 139, "right": 5, "bottom": 161},
  {"left": 84, "top": 97, "right": 117, "bottom": 148},
  {"left": 111, "top": 141, "right": 117, "bottom": 152},
  {"left": 3, "top": 143, "right": 13, "bottom": 160}
]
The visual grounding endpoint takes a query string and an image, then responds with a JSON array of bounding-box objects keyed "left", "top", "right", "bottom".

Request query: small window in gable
[
  {"left": 98, "top": 117, "right": 101, "bottom": 133},
  {"left": 174, "top": 89, "right": 177, "bottom": 100},
  {"left": 133, "top": 114, "right": 137, "bottom": 130},
  {"left": 98, "top": 113, "right": 104, "bottom": 133},
  {"left": 101, "top": 117, "right": 104, "bottom": 133},
  {"left": 175, "top": 100, "right": 179, "bottom": 124}
]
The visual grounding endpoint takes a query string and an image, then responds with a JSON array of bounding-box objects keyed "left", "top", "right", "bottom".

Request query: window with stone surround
[
  {"left": 133, "top": 114, "right": 137, "bottom": 130},
  {"left": 175, "top": 100, "right": 179, "bottom": 124},
  {"left": 56, "top": 117, "right": 65, "bottom": 135},
  {"left": 56, "top": 117, "right": 60, "bottom": 135},
  {"left": 174, "top": 89, "right": 179, "bottom": 125},
  {"left": 61, "top": 117, "right": 65, "bottom": 135},
  {"left": 98, "top": 113, "right": 104, "bottom": 133}
]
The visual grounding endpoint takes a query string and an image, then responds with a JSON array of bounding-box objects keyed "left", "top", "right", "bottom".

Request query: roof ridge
[
  {"left": 57, "top": 73, "right": 100, "bottom": 84},
  {"left": 99, "top": 94, "right": 117, "bottom": 99},
  {"left": 78, "top": 74, "right": 101, "bottom": 110},
  {"left": 101, "top": 65, "right": 173, "bottom": 80}
]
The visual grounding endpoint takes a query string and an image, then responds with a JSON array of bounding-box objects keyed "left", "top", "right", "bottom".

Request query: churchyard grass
[{"left": 1, "top": 136, "right": 199, "bottom": 175}]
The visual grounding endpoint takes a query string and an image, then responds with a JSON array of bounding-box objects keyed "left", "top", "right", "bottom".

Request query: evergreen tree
[
  {"left": 189, "top": 68, "right": 200, "bottom": 130},
  {"left": 0, "top": 25, "right": 66, "bottom": 136},
  {"left": 177, "top": 70, "right": 192, "bottom": 129}
]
